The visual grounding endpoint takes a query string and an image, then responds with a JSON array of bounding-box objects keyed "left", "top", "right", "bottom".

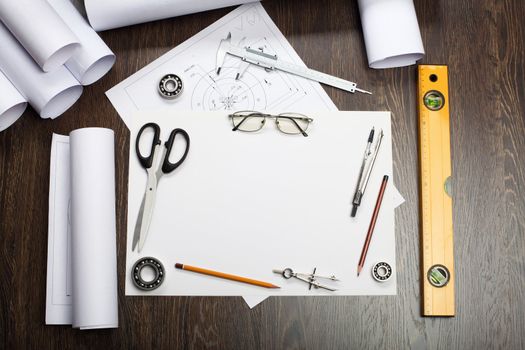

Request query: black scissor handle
[
  {"left": 162, "top": 128, "right": 190, "bottom": 174},
  {"left": 136, "top": 123, "right": 161, "bottom": 169}
]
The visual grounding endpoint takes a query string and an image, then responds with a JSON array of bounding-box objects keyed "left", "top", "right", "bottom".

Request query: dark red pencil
[{"left": 357, "top": 175, "right": 389, "bottom": 276}]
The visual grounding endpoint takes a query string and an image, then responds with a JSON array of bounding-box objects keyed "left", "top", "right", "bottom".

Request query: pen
[
  {"left": 175, "top": 263, "right": 280, "bottom": 289},
  {"left": 351, "top": 128, "right": 383, "bottom": 217},
  {"left": 357, "top": 175, "right": 389, "bottom": 276}
]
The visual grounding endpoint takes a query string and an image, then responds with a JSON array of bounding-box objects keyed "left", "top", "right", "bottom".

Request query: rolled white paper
[
  {"left": 70, "top": 128, "right": 118, "bottom": 330},
  {"left": 0, "top": 70, "right": 27, "bottom": 131},
  {"left": 0, "top": 0, "right": 80, "bottom": 72},
  {"left": 0, "top": 23, "right": 83, "bottom": 119},
  {"left": 48, "top": 0, "right": 115, "bottom": 85},
  {"left": 84, "top": 0, "right": 260, "bottom": 31},
  {"left": 358, "top": 0, "right": 425, "bottom": 69}
]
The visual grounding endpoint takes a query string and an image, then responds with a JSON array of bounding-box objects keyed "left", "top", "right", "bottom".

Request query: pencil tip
[{"left": 357, "top": 266, "right": 362, "bottom": 276}]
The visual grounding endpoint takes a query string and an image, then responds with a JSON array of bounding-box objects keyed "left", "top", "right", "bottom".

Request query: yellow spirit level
[{"left": 418, "top": 65, "right": 455, "bottom": 316}]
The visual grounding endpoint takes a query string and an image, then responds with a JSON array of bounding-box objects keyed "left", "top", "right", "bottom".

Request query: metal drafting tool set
[
  {"left": 119, "top": 5, "right": 453, "bottom": 317},
  {"left": 37, "top": 1, "right": 461, "bottom": 330}
]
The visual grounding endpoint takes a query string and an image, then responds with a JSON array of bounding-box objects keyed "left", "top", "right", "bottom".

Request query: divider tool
[
  {"left": 273, "top": 267, "right": 339, "bottom": 291},
  {"left": 418, "top": 65, "right": 455, "bottom": 316}
]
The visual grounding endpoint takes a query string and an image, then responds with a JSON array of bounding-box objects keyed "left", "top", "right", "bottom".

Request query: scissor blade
[
  {"left": 132, "top": 194, "right": 147, "bottom": 251},
  {"left": 137, "top": 178, "right": 158, "bottom": 252}
]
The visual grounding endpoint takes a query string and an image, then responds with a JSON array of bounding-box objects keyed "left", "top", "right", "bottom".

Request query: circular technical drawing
[{"left": 191, "top": 67, "right": 267, "bottom": 111}]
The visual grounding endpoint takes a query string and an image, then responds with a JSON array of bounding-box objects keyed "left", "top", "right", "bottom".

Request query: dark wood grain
[{"left": 1, "top": 0, "right": 524, "bottom": 348}]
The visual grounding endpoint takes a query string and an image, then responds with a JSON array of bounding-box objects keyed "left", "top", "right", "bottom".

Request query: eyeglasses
[{"left": 228, "top": 111, "right": 314, "bottom": 137}]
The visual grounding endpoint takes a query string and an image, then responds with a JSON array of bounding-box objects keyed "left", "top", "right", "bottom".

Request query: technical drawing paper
[
  {"left": 46, "top": 134, "right": 73, "bottom": 324},
  {"left": 126, "top": 111, "right": 397, "bottom": 299},
  {"left": 106, "top": 2, "right": 337, "bottom": 129}
]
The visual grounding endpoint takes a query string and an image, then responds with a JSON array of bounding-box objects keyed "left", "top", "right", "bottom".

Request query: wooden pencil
[
  {"left": 357, "top": 175, "right": 389, "bottom": 276},
  {"left": 175, "top": 263, "right": 280, "bottom": 289}
]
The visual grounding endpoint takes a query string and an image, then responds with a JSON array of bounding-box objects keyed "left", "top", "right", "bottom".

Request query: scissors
[{"left": 132, "top": 122, "right": 190, "bottom": 252}]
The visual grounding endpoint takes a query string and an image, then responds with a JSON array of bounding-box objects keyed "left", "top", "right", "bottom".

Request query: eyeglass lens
[
  {"left": 231, "top": 113, "right": 265, "bottom": 132},
  {"left": 276, "top": 115, "right": 310, "bottom": 135}
]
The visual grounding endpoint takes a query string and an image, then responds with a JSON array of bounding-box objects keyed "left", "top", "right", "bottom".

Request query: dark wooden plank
[{"left": 0, "top": 0, "right": 524, "bottom": 348}]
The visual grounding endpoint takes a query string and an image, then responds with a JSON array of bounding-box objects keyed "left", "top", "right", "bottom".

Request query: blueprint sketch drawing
[{"left": 106, "top": 3, "right": 337, "bottom": 128}]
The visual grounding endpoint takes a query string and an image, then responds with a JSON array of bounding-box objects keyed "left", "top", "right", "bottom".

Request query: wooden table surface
[{"left": 1, "top": 0, "right": 524, "bottom": 348}]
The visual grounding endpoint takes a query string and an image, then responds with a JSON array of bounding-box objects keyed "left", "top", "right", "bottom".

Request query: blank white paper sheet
[{"left": 126, "top": 111, "right": 397, "bottom": 299}]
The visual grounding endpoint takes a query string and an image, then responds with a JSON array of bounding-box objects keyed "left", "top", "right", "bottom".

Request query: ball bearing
[{"left": 158, "top": 74, "right": 183, "bottom": 99}]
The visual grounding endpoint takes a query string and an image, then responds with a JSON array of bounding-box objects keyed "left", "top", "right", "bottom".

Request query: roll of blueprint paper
[
  {"left": 70, "top": 128, "right": 118, "bottom": 329},
  {"left": 0, "top": 0, "right": 80, "bottom": 72},
  {"left": 0, "top": 23, "right": 83, "bottom": 119},
  {"left": 84, "top": 0, "right": 260, "bottom": 31},
  {"left": 48, "top": 0, "right": 115, "bottom": 85},
  {"left": 358, "top": 0, "right": 424, "bottom": 69},
  {"left": 0, "top": 71, "right": 27, "bottom": 132}
]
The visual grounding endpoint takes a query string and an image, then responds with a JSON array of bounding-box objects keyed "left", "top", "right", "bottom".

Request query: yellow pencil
[{"left": 175, "top": 263, "right": 280, "bottom": 289}]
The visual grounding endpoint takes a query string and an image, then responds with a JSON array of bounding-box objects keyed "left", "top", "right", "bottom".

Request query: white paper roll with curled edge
[
  {"left": 0, "top": 70, "right": 27, "bottom": 131},
  {"left": 47, "top": 0, "right": 115, "bottom": 85},
  {"left": 0, "top": 0, "right": 80, "bottom": 72},
  {"left": 70, "top": 128, "right": 118, "bottom": 329},
  {"left": 358, "top": 0, "right": 425, "bottom": 69},
  {"left": 84, "top": 0, "right": 260, "bottom": 31},
  {"left": 0, "top": 23, "right": 83, "bottom": 119}
]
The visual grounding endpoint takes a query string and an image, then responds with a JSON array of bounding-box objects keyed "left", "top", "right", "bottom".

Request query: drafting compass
[
  {"left": 216, "top": 33, "right": 372, "bottom": 95},
  {"left": 273, "top": 267, "right": 339, "bottom": 291}
]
